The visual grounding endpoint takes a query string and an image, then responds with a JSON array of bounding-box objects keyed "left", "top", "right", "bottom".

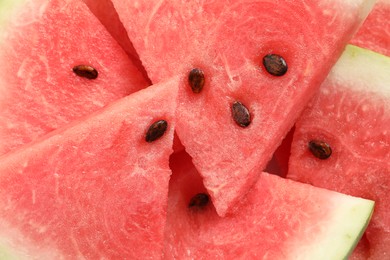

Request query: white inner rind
[
  {"left": 325, "top": 45, "right": 390, "bottom": 98},
  {"left": 290, "top": 195, "right": 374, "bottom": 260}
]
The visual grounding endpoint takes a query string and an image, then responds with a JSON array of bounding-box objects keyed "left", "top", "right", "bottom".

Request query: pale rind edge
[
  {"left": 0, "top": 245, "right": 20, "bottom": 260},
  {"left": 0, "top": 0, "right": 26, "bottom": 27},
  {"left": 292, "top": 195, "right": 374, "bottom": 260},
  {"left": 0, "top": 223, "right": 64, "bottom": 260},
  {"left": 325, "top": 44, "right": 390, "bottom": 98},
  {"left": 0, "top": 2, "right": 53, "bottom": 259}
]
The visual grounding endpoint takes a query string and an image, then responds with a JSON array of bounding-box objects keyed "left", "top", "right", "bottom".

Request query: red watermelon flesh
[
  {"left": 165, "top": 150, "right": 374, "bottom": 259},
  {"left": 350, "top": 0, "right": 390, "bottom": 57},
  {"left": 172, "top": 131, "right": 185, "bottom": 153},
  {"left": 111, "top": 0, "right": 376, "bottom": 216},
  {"left": 0, "top": 0, "right": 149, "bottom": 156},
  {"left": 81, "top": 0, "right": 151, "bottom": 84},
  {"left": 0, "top": 77, "right": 179, "bottom": 259},
  {"left": 287, "top": 45, "right": 390, "bottom": 259}
]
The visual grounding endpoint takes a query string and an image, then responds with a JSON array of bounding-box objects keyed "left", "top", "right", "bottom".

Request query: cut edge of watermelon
[
  {"left": 328, "top": 45, "right": 390, "bottom": 98},
  {"left": 289, "top": 193, "right": 374, "bottom": 259}
]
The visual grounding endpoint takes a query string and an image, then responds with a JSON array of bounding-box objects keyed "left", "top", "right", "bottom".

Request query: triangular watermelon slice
[
  {"left": 287, "top": 46, "right": 390, "bottom": 258},
  {"left": 165, "top": 150, "right": 374, "bottom": 259},
  {"left": 111, "top": 0, "right": 376, "bottom": 215},
  {"left": 0, "top": 0, "right": 149, "bottom": 156},
  {"left": 0, "top": 77, "right": 179, "bottom": 259}
]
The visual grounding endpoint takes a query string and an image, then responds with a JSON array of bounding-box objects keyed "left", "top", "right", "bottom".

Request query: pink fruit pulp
[{"left": 0, "top": 0, "right": 149, "bottom": 156}]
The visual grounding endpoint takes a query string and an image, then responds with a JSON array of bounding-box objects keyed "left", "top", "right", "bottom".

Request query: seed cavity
[
  {"left": 188, "top": 68, "right": 205, "bottom": 93},
  {"left": 308, "top": 140, "right": 332, "bottom": 160},
  {"left": 72, "top": 65, "right": 98, "bottom": 79},
  {"left": 145, "top": 120, "right": 168, "bottom": 143},
  {"left": 263, "top": 54, "right": 288, "bottom": 76},
  {"left": 232, "top": 101, "right": 251, "bottom": 127},
  {"left": 189, "top": 193, "right": 209, "bottom": 209}
]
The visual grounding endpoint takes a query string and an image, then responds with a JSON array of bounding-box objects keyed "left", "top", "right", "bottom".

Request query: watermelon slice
[
  {"left": 0, "top": 77, "right": 179, "bottom": 259},
  {"left": 165, "top": 150, "right": 374, "bottom": 259},
  {"left": 0, "top": 0, "right": 149, "bottom": 156},
  {"left": 111, "top": 0, "right": 376, "bottom": 215},
  {"left": 350, "top": 0, "right": 390, "bottom": 57},
  {"left": 287, "top": 45, "right": 390, "bottom": 259}
]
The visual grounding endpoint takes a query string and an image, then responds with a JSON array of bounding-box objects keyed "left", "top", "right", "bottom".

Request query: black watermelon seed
[
  {"left": 188, "top": 68, "right": 205, "bottom": 93},
  {"left": 145, "top": 120, "right": 168, "bottom": 143},
  {"left": 232, "top": 101, "right": 251, "bottom": 127},
  {"left": 72, "top": 65, "right": 98, "bottom": 79},
  {"left": 263, "top": 54, "right": 288, "bottom": 76},
  {"left": 189, "top": 193, "right": 209, "bottom": 209},
  {"left": 308, "top": 140, "right": 332, "bottom": 160}
]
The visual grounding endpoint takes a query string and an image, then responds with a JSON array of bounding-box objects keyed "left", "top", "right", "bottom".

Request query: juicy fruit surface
[
  {"left": 112, "top": 0, "right": 375, "bottom": 216},
  {"left": 0, "top": 0, "right": 148, "bottom": 156},
  {"left": 351, "top": 0, "right": 390, "bottom": 57},
  {"left": 268, "top": 0, "right": 390, "bottom": 180},
  {"left": 0, "top": 0, "right": 383, "bottom": 258},
  {"left": 165, "top": 151, "right": 374, "bottom": 259},
  {"left": 287, "top": 46, "right": 390, "bottom": 259},
  {"left": 0, "top": 78, "right": 179, "bottom": 259},
  {"left": 82, "top": 0, "right": 139, "bottom": 61},
  {"left": 82, "top": 0, "right": 151, "bottom": 84}
]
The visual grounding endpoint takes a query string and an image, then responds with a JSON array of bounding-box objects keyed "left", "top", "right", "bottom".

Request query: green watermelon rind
[
  {"left": 344, "top": 202, "right": 374, "bottom": 259},
  {"left": 326, "top": 44, "right": 390, "bottom": 98},
  {"left": 310, "top": 196, "right": 374, "bottom": 260}
]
